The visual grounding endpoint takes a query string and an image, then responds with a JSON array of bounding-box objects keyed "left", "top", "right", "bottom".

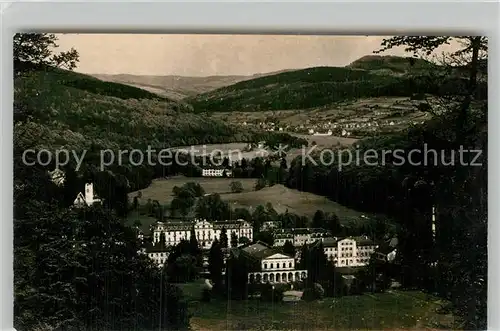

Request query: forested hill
[
  {"left": 14, "top": 65, "right": 308, "bottom": 206},
  {"left": 13, "top": 66, "right": 255, "bottom": 152},
  {"left": 188, "top": 55, "right": 486, "bottom": 113}
]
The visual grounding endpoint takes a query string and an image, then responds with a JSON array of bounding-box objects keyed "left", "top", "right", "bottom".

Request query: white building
[
  {"left": 273, "top": 228, "right": 331, "bottom": 247},
  {"left": 73, "top": 183, "right": 102, "bottom": 207},
  {"left": 147, "top": 250, "right": 169, "bottom": 268},
  {"left": 313, "top": 130, "right": 333, "bottom": 136},
  {"left": 201, "top": 168, "right": 232, "bottom": 177},
  {"left": 240, "top": 242, "right": 308, "bottom": 284},
  {"left": 152, "top": 219, "right": 253, "bottom": 250},
  {"left": 320, "top": 236, "right": 379, "bottom": 267}
]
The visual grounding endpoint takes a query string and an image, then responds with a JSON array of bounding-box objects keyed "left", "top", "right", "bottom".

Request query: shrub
[
  {"left": 302, "top": 283, "right": 325, "bottom": 301},
  {"left": 260, "top": 283, "right": 284, "bottom": 302}
]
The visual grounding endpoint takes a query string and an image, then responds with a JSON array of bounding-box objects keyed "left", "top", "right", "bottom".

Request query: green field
[
  {"left": 127, "top": 177, "right": 371, "bottom": 230},
  {"left": 129, "top": 176, "right": 258, "bottom": 204},
  {"left": 177, "top": 281, "right": 455, "bottom": 331}
]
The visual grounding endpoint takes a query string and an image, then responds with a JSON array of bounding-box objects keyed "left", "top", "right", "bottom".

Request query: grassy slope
[
  {"left": 127, "top": 178, "right": 372, "bottom": 230},
  {"left": 14, "top": 67, "right": 245, "bottom": 152},
  {"left": 177, "top": 281, "right": 455, "bottom": 331}
]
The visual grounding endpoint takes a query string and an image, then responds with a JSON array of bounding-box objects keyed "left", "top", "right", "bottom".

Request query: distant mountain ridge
[
  {"left": 186, "top": 55, "right": 486, "bottom": 113},
  {"left": 91, "top": 69, "right": 296, "bottom": 101}
]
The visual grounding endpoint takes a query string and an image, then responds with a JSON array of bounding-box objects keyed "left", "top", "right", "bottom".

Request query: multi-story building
[
  {"left": 201, "top": 168, "right": 232, "bottom": 177},
  {"left": 273, "top": 228, "right": 331, "bottom": 247},
  {"left": 147, "top": 248, "right": 170, "bottom": 268},
  {"left": 238, "top": 242, "right": 308, "bottom": 284},
  {"left": 152, "top": 218, "right": 253, "bottom": 250},
  {"left": 73, "top": 183, "right": 102, "bottom": 207},
  {"left": 320, "top": 236, "right": 379, "bottom": 267}
]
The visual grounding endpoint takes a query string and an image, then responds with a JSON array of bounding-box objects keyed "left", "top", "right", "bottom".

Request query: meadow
[
  {"left": 176, "top": 280, "right": 455, "bottom": 331},
  {"left": 127, "top": 177, "right": 371, "bottom": 228}
]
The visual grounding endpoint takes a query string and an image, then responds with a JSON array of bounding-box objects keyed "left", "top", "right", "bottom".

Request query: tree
[
  {"left": 305, "top": 242, "right": 329, "bottom": 286},
  {"left": 230, "top": 232, "right": 238, "bottom": 248},
  {"left": 233, "top": 207, "right": 251, "bottom": 221},
  {"left": 254, "top": 178, "right": 267, "bottom": 191},
  {"left": 14, "top": 33, "right": 79, "bottom": 71},
  {"left": 14, "top": 200, "right": 190, "bottom": 330},
  {"left": 325, "top": 212, "right": 342, "bottom": 235},
  {"left": 230, "top": 181, "right": 244, "bottom": 193},
  {"left": 312, "top": 210, "right": 325, "bottom": 228},
  {"left": 375, "top": 36, "right": 487, "bottom": 142},
  {"left": 282, "top": 240, "right": 296, "bottom": 257},
  {"left": 189, "top": 225, "right": 203, "bottom": 267},
  {"left": 251, "top": 205, "right": 268, "bottom": 231},
  {"left": 219, "top": 227, "right": 228, "bottom": 249},
  {"left": 376, "top": 36, "right": 487, "bottom": 330},
  {"left": 208, "top": 239, "right": 224, "bottom": 291},
  {"left": 195, "top": 193, "right": 231, "bottom": 221},
  {"left": 238, "top": 236, "right": 251, "bottom": 246},
  {"left": 225, "top": 252, "right": 249, "bottom": 300}
]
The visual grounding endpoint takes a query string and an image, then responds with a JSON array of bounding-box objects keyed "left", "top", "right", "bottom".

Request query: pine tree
[
  {"left": 283, "top": 240, "right": 296, "bottom": 257},
  {"left": 230, "top": 232, "right": 238, "bottom": 248},
  {"left": 220, "top": 227, "right": 228, "bottom": 248},
  {"left": 208, "top": 238, "right": 224, "bottom": 291}
]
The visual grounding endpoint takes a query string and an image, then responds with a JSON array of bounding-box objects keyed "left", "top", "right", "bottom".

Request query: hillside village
[{"left": 14, "top": 34, "right": 487, "bottom": 331}]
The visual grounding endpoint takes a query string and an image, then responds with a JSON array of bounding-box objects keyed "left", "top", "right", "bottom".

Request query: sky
[{"left": 55, "top": 34, "right": 460, "bottom": 77}]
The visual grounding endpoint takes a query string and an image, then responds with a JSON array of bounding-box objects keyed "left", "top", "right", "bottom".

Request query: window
[
  {"left": 277, "top": 263, "right": 280, "bottom": 269},
  {"left": 271, "top": 263, "right": 274, "bottom": 269},
  {"left": 289, "top": 262, "right": 292, "bottom": 268},
  {"left": 264, "top": 263, "right": 267, "bottom": 269}
]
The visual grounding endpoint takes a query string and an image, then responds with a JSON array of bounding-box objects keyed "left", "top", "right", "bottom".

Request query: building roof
[
  {"left": 319, "top": 236, "right": 377, "bottom": 248},
  {"left": 322, "top": 237, "right": 339, "bottom": 247},
  {"left": 274, "top": 227, "right": 330, "bottom": 235},
  {"left": 351, "top": 236, "right": 377, "bottom": 246},
  {"left": 154, "top": 219, "right": 249, "bottom": 231},
  {"left": 241, "top": 241, "right": 282, "bottom": 260}
]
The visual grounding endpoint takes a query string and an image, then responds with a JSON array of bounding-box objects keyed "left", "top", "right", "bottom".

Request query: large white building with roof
[
  {"left": 319, "top": 236, "right": 379, "bottom": 267},
  {"left": 239, "top": 242, "right": 308, "bottom": 284},
  {"left": 152, "top": 218, "right": 253, "bottom": 249},
  {"left": 273, "top": 228, "right": 331, "bottom": 247}
]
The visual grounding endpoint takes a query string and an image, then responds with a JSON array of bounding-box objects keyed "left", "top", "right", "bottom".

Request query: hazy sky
[{"left": 55, "top": 34, "right": 459, "bottom": 77}]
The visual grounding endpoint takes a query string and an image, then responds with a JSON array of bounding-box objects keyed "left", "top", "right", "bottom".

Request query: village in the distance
[{"left": 14, "top": 34, "right": 487, "bottom": 331}]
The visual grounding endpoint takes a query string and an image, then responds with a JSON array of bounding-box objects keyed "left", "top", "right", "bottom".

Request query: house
[
  {"left": 273, "top": 228, "right": 331, "bottom": 247},
  {"left": 73, "top": 183, "right": 101, "bottom": 207},
  {"left": 313, "top": 130, "right": 333, "bottom": 136},
  {"left": 152, "top": 218, "right": 253, "bottom": 250},
  {"left": 320, "top": 236, "right": 379, "bottom": 267},
  {"left": 201, "top": 168, "right": 232, "bottom": 177},
  {"left": 145, "top": 243, "right": 170, "bottom": 267},
  {"left": 239, "top": 242, "right": 308, "bottom": 284}
]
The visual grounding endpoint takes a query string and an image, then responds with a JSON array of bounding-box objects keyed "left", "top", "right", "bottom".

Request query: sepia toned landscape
[{"left": 14, "top": 34, "right": 486, "bottom": 331}]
